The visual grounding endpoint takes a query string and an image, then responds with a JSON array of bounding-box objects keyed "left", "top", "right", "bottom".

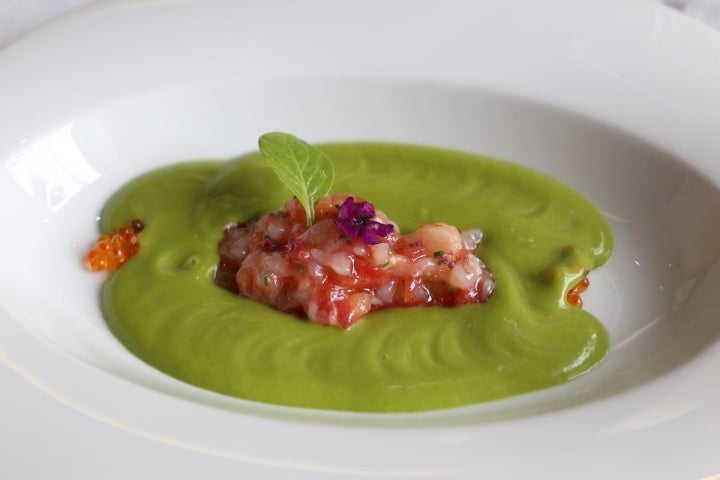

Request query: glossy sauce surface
[{"left": 101, "top": 143, "right": 613, "bottom": 412}]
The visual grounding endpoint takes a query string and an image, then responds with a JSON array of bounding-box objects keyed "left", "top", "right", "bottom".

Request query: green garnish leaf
[{"left": 258, "top": 132, "right": 335, "bottom": 227}]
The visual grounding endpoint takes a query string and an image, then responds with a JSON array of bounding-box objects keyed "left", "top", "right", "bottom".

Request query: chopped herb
[{"left": 263, "top": 276, "right": 270, "bottom": 286}]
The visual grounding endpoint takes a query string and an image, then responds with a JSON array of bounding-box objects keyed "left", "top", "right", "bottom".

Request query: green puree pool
[{"left": 100, "top": 143, "right": 613, "bottom": 412}]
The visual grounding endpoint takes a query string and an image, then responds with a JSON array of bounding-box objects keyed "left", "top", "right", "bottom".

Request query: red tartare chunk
[{"left": 215, "top": 194, "right": 494, "bottom": 329}]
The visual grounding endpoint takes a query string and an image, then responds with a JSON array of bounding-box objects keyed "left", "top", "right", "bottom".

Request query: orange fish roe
[
  {"left": 566, "top": 274, "right": 590, "bottom": 308},
  {"left": 85, "top": 219, "right": 145, "bottom": 272}
]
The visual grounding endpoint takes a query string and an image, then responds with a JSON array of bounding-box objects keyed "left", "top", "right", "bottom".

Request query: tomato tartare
[{"left": 215, "top": 194, "right": 495, "bottom": 329}]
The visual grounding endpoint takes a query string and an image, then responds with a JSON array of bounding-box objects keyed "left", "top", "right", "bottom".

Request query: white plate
[{"left": 1, "top": 0, "right": 719, "bottom": 478}]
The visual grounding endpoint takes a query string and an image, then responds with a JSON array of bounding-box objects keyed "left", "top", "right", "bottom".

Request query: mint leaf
[{"left": 258, "top": 132, "right": 335, "bottom": 226}]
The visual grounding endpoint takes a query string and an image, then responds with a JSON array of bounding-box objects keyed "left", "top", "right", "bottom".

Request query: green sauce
[{"left": 100, "top": 143, "right": 613, "bottom": 412}]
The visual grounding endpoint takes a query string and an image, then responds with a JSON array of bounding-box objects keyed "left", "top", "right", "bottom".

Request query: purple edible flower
[{"left": 334, "top": 196, "right": 394, "bottom": 245}]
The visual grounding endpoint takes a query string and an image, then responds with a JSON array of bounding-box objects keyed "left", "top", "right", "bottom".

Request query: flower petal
[
  {"left": 361, "top": 221, "right": 394, "bottom": 244},
  {"left": 334, "top": 219, "right": 361, "bottom": 238},
  {"left": 354, "top": 201, "right": 375, "bottom": 219},
  {"left": 336, "top": 196, "right": 357, "bottom": 223}
]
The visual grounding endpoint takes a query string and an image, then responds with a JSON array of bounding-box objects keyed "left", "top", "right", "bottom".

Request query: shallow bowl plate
[{"left": 0, "top": 0, "right": 719, "bottom": 478}]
